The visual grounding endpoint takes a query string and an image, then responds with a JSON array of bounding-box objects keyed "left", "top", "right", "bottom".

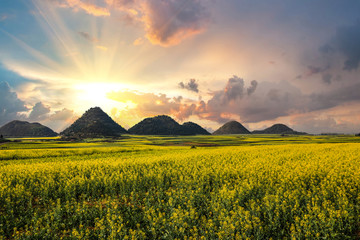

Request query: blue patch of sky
[{"left": 0, "top": 63, "right": 40, "bottom": 88}]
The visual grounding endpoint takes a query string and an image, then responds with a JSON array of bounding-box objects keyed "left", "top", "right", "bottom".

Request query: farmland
[{"left": 1, "top": 135, "right": 360, "bottom": 239}]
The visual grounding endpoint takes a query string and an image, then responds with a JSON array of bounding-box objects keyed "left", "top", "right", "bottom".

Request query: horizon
[
  {"left": 1, "top": 1, "right": 360, "bottom": 134},
  {"left": 0, "top": 106, "right": 356, "bottom": 135}
]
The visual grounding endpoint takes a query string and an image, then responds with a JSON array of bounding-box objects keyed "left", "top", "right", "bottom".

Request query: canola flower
[{"left": 1, "top": 142, "right": 360, "bottom": 239}]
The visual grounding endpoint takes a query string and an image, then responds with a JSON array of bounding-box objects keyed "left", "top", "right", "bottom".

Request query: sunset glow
[{"left": 1, "top": 0, "right": 360, "bottom": 133}]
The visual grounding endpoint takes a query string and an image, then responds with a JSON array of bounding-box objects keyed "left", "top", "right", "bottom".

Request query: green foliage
[{"left": 1, "top": 136, "right": 360, "bottom": 238}]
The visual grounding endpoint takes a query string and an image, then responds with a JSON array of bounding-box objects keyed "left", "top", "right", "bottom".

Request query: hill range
[
  {"left": 0, "top": 107, "right": 309, "bottom": 137},
  {"left": 128, "top": 115, "right": 210, "bottom": 135}
]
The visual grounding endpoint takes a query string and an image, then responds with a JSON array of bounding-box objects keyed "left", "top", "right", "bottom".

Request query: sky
[{"left": 1, "top": 0, "right": 360, "bottom": 134}]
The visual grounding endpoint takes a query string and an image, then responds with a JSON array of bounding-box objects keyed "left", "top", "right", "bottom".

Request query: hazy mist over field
[{"left": 1, "top": 0, "right": 360, "bottom": 134}]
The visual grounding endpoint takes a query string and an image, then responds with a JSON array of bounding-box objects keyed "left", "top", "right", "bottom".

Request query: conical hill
[{"left": 61, "top": 107, "right": 127, "bottom": 138}]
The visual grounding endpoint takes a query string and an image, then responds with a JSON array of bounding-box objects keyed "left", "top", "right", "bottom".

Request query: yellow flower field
[{"left": 1, "top": 139, "right": 360, "bottom": 239}]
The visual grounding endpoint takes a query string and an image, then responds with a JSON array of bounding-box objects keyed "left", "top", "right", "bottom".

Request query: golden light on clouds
[
  {"left": 0, "top": 0, "right": 213, "bottom": 99},
  {"left": 56, "top": 0, "right": 110, "bottom": 16},
  {"left": 74, "top": 83, "right": 137, "bottom": 112}
]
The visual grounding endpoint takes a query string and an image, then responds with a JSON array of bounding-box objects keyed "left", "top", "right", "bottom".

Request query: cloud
[
  {"left": 49, "top": 108, "right": 74, "bottom": 121},
  {"left": 322, "top": 73, "right": 332, "bottom": 85},
  {"left": 107, "top": 90, "right": 181, "bottom": 116},
  {"left": 140, "top": 0, "right": 210, "bottom": 46},
  {"left": 105, "top": 74, "right": 360, "bottom": 134},
  {"left": 26, "top": 105, "right": 76, "bottom": 132},
  {"left": 307, "top": 65, "right": 326, "bottom": 76},
  {"left": 43, "top": 108, "right": 76, "bottom": 132},
  {"left": 96, "top": 45, "right": 108, "bottom": 51},
  {"left": 290, "top": 111, "right": 360, "bottom": 135},
  {"left": 107, "top": 90, "right": 186, "bottom": 128},
  {"left": 175, "top": 77, "right": 356, "bottom": 124},
  {"left": 78, "top": 31, "right": 99, "bottom": 43},
  {"left": 308, "top": 83, "right": 360, "bottom": 111},
  {"left": 209, "top": 76, "right": 257, "bottom": 105},
  {"left": 0, "top": 81, "right": 28, "bottom": 126},
  {"left": 221, "top": 75, "right": 245, "bottom": 101},
  {"left": 108, "top": 76, "right": 261, "bottom": 124},
  {"left": 179, "top": 79, "right": 199, "bottom": 93},
  {"left": 77, "top": 1, "right": 110, "bottom": 16},
  {"left": 247, "top": 80, "right": 258, "bottom": 95},
  {"left": 109, "top": 0, "right": 210, "bottom": 47},
  {"left": 28, "top": 102, "right": 51, "bottom": 121},
  {"left": 196, "top": 79, "right": 302, "bottom": 123},
  {"left": 133, "top": 37, "right": 144, "bottom": 46},
  {"left": 334, "top": 21, "right": 360, "bottom": 71},
  {"left": 51, "top": 0, "right": 110, "bottom": 16},
  {"left": 78, "top": 31, "right": 108, "bottom": 50},
  {"left": 203, "top": 79, "right": 360, "bottom": 124},
  {"left": 106, "top": 0, "right": 135, "bottom": 9},
  {"left": 51, "top": 0, "right": 210, "bottom": 46},
  {"left": 0, "top": 81, "right": 76, "bottom": 131},
  {"left": 296, "top": 65, "right": 330, "bottom": 80},
  {"left": 322, "top": 21, "right": 360, "bottom": 71}
]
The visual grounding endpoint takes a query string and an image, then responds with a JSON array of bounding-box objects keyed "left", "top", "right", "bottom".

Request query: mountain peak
[
  {"left": 252, "top": 123, "right": 306, "bottom": 134},
  {"left": 61, "top": 107, "right": 127, "bottom": 138},
  {"left": 213, "top": 121, "right": 251, "bottom": 135}
]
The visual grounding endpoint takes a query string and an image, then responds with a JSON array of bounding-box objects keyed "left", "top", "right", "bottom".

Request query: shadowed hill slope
[
  {"left": 213, "top": 121, "right": 251, "bottom": 135},
  {"left": 129, "top": 115, "right": 210, "bottom": 135},
  {"left": 61, "top": 107, "right": 127, "bottom": 138},
  {"left": 182, "top": 122, "right": 211, "bottom": 135},
  {"left": 0, "top": 120, "right": 58, "bottom": 137},
  {"left": 252, "top": 124, "right": 306, "bottom": 135}
]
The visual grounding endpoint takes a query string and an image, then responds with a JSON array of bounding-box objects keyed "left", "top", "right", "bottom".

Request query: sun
[{"left": 74, "top": 82, "right": 133, "bottom": 114}]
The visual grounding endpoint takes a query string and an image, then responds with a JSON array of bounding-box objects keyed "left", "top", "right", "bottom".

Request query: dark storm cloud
[
  {"left": 322, "top": 21, "right": 360, "bottom": 71},
  {"left": 0, "top": 81, "right": 28, "bottom": 126},
  {"left": 322, "top": 74, "right": 332, "bottom": 85},
  {"left": 335, "top": 21, "right": 360, "bottom": 71},
  {"left": 309, "top": 83, "right": 360, "bottom": 111},
  {"left": 179, "top": 79, "right": 199, "bottom": 93}
]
